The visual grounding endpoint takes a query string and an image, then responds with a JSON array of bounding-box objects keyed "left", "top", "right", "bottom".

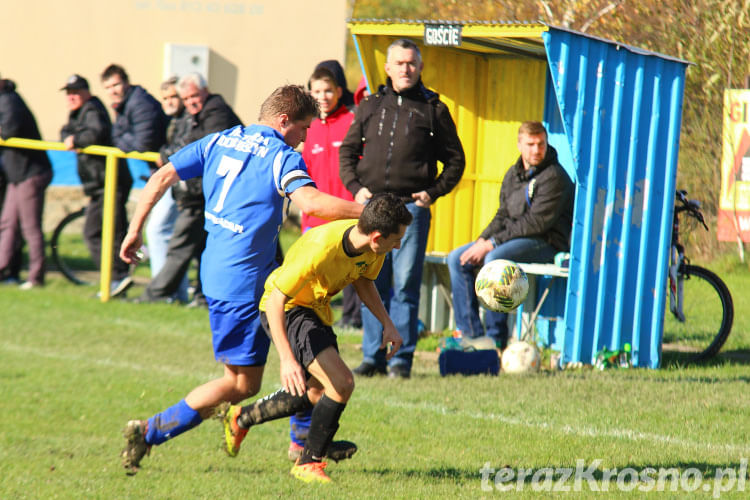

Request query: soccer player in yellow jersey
[{"left": 220, "top": 193, "right": 411, "bottom": 483}]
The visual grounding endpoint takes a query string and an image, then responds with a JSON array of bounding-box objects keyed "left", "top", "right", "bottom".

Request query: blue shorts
[{"left": 207, "top": 296, "right": 271, "bottom": 366}]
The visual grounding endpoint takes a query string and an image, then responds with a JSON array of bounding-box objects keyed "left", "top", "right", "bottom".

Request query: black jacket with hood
[
  {"left": 171, "top": 93, "right": 242, "bottom": 209},
  {"left": 61, "top": 95, "right": 132, "bottom": 196},
  {"left": 0, "top": 79, "right": 52, "bottom": 184},
  {"left": 339, "top": 78, "right": 465, "bottom": 202},
  {"left": 479, "top": 145, "right": 574, "bottom": 252}
]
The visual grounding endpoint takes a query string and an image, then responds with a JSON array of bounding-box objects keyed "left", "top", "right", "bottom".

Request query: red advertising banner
[{"left": 718, "top": 90, "right": 750, "bottom": 242}]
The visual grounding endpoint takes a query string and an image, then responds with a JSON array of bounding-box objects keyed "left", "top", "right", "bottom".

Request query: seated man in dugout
[{"left": 447, "top": 121, "right": 574, "bottom": 349}]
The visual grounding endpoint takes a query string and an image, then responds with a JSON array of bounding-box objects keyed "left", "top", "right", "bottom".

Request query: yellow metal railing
[{"left": 0, "top": 137, "right": 158, "bottom": 302}]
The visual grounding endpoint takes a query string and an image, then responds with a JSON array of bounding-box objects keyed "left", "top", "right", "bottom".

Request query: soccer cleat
[
  {"left": 290, "top": 460, "right": 331, "bottom": 484},
  {"left": 288, "top": 440, "right": 358, "bottom": 462},
  {"left": 220, "top": 403, "right": 247, "bottom": 457},
  {"left": 121, "top": 420, "right": 151, "bottom": 475}
]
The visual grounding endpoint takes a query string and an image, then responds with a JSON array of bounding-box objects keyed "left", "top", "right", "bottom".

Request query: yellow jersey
[{"left": 260, "top": 219, "right": 385, "bottom": 325}]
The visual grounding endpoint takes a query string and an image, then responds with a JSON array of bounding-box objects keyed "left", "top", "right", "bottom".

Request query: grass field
[{"left": 1, "top": 257, "right": 749, "bottom": 499}]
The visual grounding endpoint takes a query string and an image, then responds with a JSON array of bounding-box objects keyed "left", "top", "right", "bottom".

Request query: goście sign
[{"left": 424, "top": 24, "right": 462, "bottom": 47}]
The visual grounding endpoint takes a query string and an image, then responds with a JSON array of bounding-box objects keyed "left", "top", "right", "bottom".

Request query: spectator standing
[
  {"left": 447, "top": 121, "right": 574, "bottom": 348},
  {"left": 59, "top": 74, "right": 133, "bottom": 296},
  {"left": 140, "top": 77, "right": 191, "bottom": 303},
  {"left": 100, "top": 64, "right": 167, "bottom": 296},
  {"left": 339, "top": 39, "right": 465, "bottom": 378},
  {"left": 0, "top": 76, "right": 52, "bottom": 288},
  {"left": 0, "top": 163, "right": 23, "bottom": 284},
  {"left": 135, "top": 72, "right": 242, "bottom": 305}
]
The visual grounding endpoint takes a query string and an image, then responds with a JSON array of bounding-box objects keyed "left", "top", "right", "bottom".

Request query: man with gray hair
[
  {"left": 135, "top": 73, "right": 241, "bottom": 305},
  {"left": 340, "top": 38, "right": 465, "bottom": 378}
]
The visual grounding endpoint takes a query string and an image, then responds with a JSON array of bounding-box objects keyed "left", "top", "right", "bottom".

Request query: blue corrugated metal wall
[{"left": 542, "top": 27, "right": 689, "bottom": 368}]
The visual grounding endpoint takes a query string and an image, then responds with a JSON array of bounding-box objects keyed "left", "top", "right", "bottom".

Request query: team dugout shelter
[{"left": 348, "top": 19, "right": 690, "bottom": 368}]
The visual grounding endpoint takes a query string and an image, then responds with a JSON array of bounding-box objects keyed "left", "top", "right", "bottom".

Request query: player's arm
[
  {"left": 289, "top": 185, "right": 363, "bottom": 221},
  {"left": 352, "top": 277, "right": 402, "bottom": 359},
  {"left": 265, "top": 287, "right": 307, "bottom": 396},
  {"left": 119, "top": 163, "right": 180, "bottom": 263}
]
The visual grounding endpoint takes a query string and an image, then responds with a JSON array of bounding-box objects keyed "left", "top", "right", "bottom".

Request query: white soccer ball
[
  {"left": 501, "top": 340, "right": 541, "bottom": 374},
  {"left": 474, "top": 259, "right": 529, "bottom": 313}
]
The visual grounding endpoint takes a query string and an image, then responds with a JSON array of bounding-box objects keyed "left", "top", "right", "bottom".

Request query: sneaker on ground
[
  {"left": 352, "top": 361, "right": 386, "bottom": 377},
  {"left": 287, "top": 440, "right": 358, "bottom": 462},
  {"left": 290, "top": 460, "right": 331, "bottom": 484},
  {"left": 19, "top": 281, "right": 42, "bottom": 290},
  {"left": 217, "top": 402, "right": 247, "bottom": 457},
  {"left": 111, "top": 276, "right": 134, "bottom": 298},
  {"left": 121, "top": 420, "right": 151, "bottom": 475}
]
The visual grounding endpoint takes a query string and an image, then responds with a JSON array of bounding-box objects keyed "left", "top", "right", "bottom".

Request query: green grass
[{"left": 1, "top": 261, "right": 749, "bottom": 499}]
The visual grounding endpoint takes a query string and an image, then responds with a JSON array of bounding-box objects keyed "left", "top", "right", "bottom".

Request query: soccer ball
[
  {"left": 474, "top": 259, "right": 529, "bottom": 313},
  {"left": 501, "top": 340, "right": 541, "bottom": 374}
]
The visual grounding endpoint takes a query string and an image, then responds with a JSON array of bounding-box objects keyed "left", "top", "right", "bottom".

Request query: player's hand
[
  {"left": 355, "top": 187, "right": 372, "bottom": 204},
  {"left": 380, "top": 325, "right": 403, "bottom": 360},
  {"left": 280, "top": 357, "right": 306, "bottom": 397},
  {"left": 119, "top": 231, "right": 144, "bottom": 264},
  {"left": 459, "top": 239, "right": 493, "bottom": 266},
  {"left": 411, "top": 190, "right": 432, "bottom": 207}
]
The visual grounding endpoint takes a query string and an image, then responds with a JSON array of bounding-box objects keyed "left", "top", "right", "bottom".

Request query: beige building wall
[{"left": 1, "top": 0, "right": 350, "bottom": 141}]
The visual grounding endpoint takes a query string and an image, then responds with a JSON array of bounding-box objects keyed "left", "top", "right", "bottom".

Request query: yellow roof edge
[{"left": 348, "top": 21, "right": 548, "bottom": 39}]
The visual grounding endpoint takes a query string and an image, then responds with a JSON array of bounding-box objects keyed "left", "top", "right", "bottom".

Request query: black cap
[{"left": 60, "top": 74, "right": 89, "bottom": 91}]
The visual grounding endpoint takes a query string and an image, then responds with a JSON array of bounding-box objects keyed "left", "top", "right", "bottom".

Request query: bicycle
[
  {"left": 661, "top": 189, "right": 734, "bottom": 363},
  {"left": 49, "top": 207, "right": 96, "bottom": 285}
]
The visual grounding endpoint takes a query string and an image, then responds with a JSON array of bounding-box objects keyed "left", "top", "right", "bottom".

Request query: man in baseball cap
[{"left": 60, "top": 74, "right": 89, "bottom": 91}]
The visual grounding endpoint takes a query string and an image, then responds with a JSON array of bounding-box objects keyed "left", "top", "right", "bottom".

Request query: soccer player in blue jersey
[{"left": 117, "top": 85, "right": 363, "bottom": 475}]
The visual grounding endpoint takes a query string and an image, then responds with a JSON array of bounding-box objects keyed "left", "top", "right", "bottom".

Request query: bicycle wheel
[
  {"left": 662, "top": 264, "right": 734, "bottom": 363},
  {"left": 50, "top": 208, "right": 96, "bottom": 285}
]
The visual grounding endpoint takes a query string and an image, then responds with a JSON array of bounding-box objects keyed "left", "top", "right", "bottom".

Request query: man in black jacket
[
  {"left": 340, "top": 38, "right": 465, "bottom": 378},
  {"left": 100, "top": 64, "right": 167, "bottom": 296},
  {"left": 60, "top": 74, "right": 133, "bottom": 296},
  {"left": 0, "top": 77, "right": 53, "bottom": 288},
  {"left": 136, "top": 72, "right": 242, "bottom": 306},
  {"left": 447, "top": 121, "right": 574, "bottom": 348}
]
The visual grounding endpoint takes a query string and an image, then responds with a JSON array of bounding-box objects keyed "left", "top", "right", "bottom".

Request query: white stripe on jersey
[
  {"left": 201, "top": 132, "right": 221, "bottom": 160},
  {"left": 272, "top": 151, "right": 284, "bottom": 196},
  {"left": 280, "top": 170, "right": 311, "bottom": 191}
]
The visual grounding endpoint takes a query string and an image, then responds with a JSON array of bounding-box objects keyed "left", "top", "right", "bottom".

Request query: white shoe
[{"left": 19, "top": 281, "right": 41, "bottom": 290}]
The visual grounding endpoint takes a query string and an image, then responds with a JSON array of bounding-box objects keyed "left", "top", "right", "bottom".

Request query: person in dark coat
[
  {"left": 60, "top": 74, "right": 132, "bottom": 293},
  {"left": 447, "top": 121, "right": 574, "bottom": 348},
  {"left": 135, "top": 72, "right": 242, "bottom": 306},
  {"left": 99, "top": 64, "right": 168, "bottom": 297},
  {"left": 339, "top": 39, "right": 466, "bottom": 378},
  {"left": 0, "top": 77, "right": 52, "bottom": 288}
]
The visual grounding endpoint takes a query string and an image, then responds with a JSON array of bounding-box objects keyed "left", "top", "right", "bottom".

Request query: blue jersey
[{"left": 170, "top": 124, "right": 315, "bottom": 302}]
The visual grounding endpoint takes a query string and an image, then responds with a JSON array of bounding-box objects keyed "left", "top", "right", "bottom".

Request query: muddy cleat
[
  {"left": 219, "top": 403, "right": 247, "bottom": 457},
  {"left": 121, "top": 420, "right": 151, "bottom": 475},
  {"left": 290, "top": 460, "right": 331, "bottom": 484},
  {"left": 288, "top": 440, "right": 358, "bottom": 462}
]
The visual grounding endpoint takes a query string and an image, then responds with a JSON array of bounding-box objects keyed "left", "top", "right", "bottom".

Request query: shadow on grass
[
  {"left": 359, "top": 460, "right": 748, "bottom": 486},
  {"left": 363, "top": 465, "right": 478, "bottom": 483},
  {"left": 662, "top": 348, "right": 750, "bottom": 369}
]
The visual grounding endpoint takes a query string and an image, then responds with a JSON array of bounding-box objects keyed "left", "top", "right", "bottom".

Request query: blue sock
[
  {"left": 145, "top": 399, "right": 202, "bottom": 445},
  {"left": 290, "top": 409, "right": 312, "bottom": 447}
]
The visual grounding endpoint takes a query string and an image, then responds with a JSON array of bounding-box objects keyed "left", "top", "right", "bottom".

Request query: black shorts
[{"left": 260, "top": 306, "right": 339, "bottom": 378}]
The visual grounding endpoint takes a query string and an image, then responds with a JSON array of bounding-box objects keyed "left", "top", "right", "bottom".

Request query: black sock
[
  {"left": 298, "top": 394, "right": 346, "bottom": 465},
  {"left": 238, "top": 389, "right": 313, "bottom": 429}
]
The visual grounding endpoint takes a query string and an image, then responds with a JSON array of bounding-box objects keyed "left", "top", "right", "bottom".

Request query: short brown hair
[
  {"left": 101, "top": 64, "right": 128, "bottom": 83},
  {"left": 258, "top": 85, "right": 319, "bottom": 122},
  {"left": 308, "top": 67, "right": 339, "bottom": 89},
  {"left": 518, "top": 121, "right": 547, "bottom": 139}
]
